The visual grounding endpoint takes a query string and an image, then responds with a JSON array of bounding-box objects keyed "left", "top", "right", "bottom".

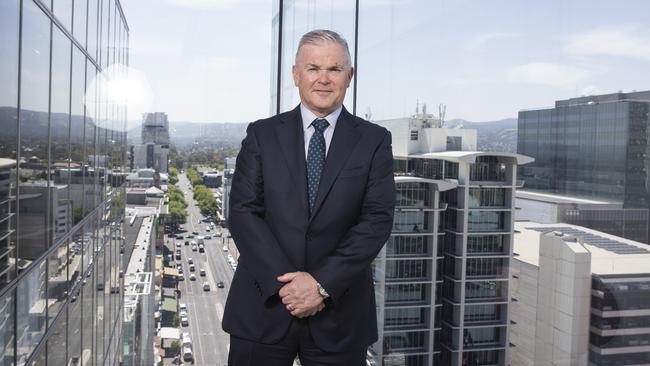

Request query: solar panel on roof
[{"left": 525, "top": 227, "right": 650, "bottom": 255}]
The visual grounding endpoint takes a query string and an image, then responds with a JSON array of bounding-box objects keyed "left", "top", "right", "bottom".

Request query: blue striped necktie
[{"left": 307, "top": 118, "right": 330, "bottom": 212}]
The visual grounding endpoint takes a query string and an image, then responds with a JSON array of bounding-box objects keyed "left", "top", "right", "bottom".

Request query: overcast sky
[{"left": 121, "top": 0, "right": 650, "bottom": 124}]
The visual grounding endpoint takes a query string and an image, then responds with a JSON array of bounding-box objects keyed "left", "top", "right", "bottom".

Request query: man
[{"left": 223, "top": 29, "right": 395, "bottom": 366}]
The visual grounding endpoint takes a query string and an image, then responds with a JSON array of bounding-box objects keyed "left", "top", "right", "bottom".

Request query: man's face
[{"left": 292, "top": 42, "right": 354, "bottom": 117}]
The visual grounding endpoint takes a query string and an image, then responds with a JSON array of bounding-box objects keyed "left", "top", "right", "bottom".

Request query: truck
[{"left": 197, "top": 236, "right": 204, "bottom": 245}]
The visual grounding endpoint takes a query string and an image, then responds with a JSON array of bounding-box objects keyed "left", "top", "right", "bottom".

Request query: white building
[{"left": 510, "top": 221, "right": 650, "bottom": 366}]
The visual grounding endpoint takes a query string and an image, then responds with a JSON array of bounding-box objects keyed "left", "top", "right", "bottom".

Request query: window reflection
[
  {"left": 47, "top": 309, "right": 68, "bottom": 366},
  {"left": 16, "top": 262, "right": 47, "bottom": 366},
  {"left": 18, "top": 0, "right": 51, "bottom": 266},
  {"left": 0, "top": 290, "right": 15, "bottom": 366},
  {"left": 0, "top": 0, "right": 20, "bottom": 290},
  {"left": 47, "top": 241, "right": 68, "bottom": 326}
]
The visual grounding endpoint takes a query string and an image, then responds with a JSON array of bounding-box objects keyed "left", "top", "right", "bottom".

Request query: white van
[{"left": 183, "top": 346, "right": 193, "bottom": 361}]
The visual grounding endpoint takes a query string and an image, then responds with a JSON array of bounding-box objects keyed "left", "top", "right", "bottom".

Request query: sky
[{"left": 121, "top": 0, "right": 650, "bottom": 124}]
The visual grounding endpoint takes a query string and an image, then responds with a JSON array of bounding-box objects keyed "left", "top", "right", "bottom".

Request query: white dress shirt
[{"left": 300, "top": 104, "right": 342, "bottom": 158}]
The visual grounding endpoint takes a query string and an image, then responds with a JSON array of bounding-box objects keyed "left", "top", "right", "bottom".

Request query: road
[{"left": 173, "top": 173, "right": 236, "bottom": 365}]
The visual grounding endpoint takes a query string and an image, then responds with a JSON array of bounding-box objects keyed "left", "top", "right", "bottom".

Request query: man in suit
[{"left": 223, "top": 29, "right": 395, "bottom": 366}]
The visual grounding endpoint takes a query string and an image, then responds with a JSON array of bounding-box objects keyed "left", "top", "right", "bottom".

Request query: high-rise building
[
  {"left": 517, "top": 91, "right": 650, "bottom": 206},
  {"left": 371, "top": 112, "right": 533, "bottom": 366},
  {"left": 510, "top": 222, "right": 650, "bottom": 366},
  {"left": 132, "top": 112, "right": 170, "bottom": 173},
  {"left": 0, "top": 0, "right": 129, "bottom": 364}
]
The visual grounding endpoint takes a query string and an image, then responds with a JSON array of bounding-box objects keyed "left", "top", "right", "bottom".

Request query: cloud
[
  {"left": 463, "top": 31, "right": 516, "bottom": 50},
  {"left": 580, "top": 85, "right": 601, "bottom": 96},
  {"left": 507, "top": 62, "right": 591, "bottom": 88},
  {"left": 164, "top": 0, "right": 266, "bottom": 9},
  {"left": 565, "top": 25, "right": 650, "bottom": 60}
]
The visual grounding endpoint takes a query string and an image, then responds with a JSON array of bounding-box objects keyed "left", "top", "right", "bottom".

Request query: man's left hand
[{"left": 277, "top": 271, "right": 324, "bottom": 318}]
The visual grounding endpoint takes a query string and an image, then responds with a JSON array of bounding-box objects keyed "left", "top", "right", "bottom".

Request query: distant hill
[
  {"left": 125, "top": 117, "right": 518, "bottom": 152},
  {"left": 128, "top": 121, "right": 247, "bottom": 149},
  {"left": 445, "top": 118, "right": 517, "bottom": 153}
]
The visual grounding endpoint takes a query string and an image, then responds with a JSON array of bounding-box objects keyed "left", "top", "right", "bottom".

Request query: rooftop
[
  {"left": 516, "top": 190, "right": 620, "bottom": 205},
  {"left": 514, "top": 221, "right": 650, "bottom": 275},
  {"left": 411, "top": 151, "right": 534, "bottom": 165}
]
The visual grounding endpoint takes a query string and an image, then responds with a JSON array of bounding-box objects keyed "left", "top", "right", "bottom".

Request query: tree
[{"left": 170, "top": 340, "right": 181, "bottom": 355}]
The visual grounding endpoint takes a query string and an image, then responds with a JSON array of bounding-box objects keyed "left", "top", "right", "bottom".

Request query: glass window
[
  {"left": 18, "top": 0, "right": 52, "bottom": 266},
  {"left": 87, "top": 0, "right": 98, "bottom": 62},
  {"left": 84, "top": 64, "right": 98, "bottom": 213},
  {"left": 73, "top": 0, "right": 88, "bottom": 48},
  {"left": 51, "top": 25, "right": 73, "bottom": 242},
  {"left": 69, "top": 46, "right": 87, "bottom": 224},
  {"left": 47, "top": 308, "right": 68, "bottom": 366},
  {"left": 16, "top": 261, "right": 47, "bottom": 365},
  {"left": 278, "top": 1, "right": 356, "bottom": 113},
  {"left": 0, "top": 0, "right": 20, "bottom": 289},
  {"left": 95, "top": 247, "right": 106, "bottom": 365},
  {"left": 52, "top": 0, "right": 73, "bottom": 32},
  {"left": 47, "top": 241, "right": 68, "bottom": 325},
  {"left": 0, "top": 290, "right": 15, "bottom": 366},
  {"left": 80, "top": 256, "right": 94, "bottom": 366}
]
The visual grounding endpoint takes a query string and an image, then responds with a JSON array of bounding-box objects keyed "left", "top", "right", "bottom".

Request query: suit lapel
[
  {"left": 309, "top": 107, "right": 361, "bottom": 222},
  {"left": 274, "top": 106, "right": 310, "bottom": 215}
]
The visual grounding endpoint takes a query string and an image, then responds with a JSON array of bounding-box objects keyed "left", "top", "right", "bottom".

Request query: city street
[{"left": 173, "top": 173, "right": 236, "bottom": 365}]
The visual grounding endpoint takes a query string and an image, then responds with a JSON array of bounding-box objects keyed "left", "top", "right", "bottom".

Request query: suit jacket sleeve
[
  {"left": 311, "top": 130, "right": 396, "bottom": 302},
  {"left": 229, "top": 122, "right": 295, "bottom": 302}
]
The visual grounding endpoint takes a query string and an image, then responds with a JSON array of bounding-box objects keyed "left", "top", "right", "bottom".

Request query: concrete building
[
  {"left": 370, "top": 111, "right": 533, "bottom": 365},
  {"left": 516, "top": 190, "right": 649, "bottom": 243},
  {"left": 510, "top": 222, "right": 650, "bottom": 366},
  {"left": 222, "top": 169, "right": 234, "bottom": 225}
]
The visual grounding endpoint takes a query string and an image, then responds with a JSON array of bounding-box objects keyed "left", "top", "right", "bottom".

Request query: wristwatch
[{"left": 316, "top": 282, "right": 330, "bottom": 299}]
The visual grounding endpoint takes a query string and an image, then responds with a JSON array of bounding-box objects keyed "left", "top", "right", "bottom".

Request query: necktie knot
[{"left": 311, "top": 118, "right": 330, "bottom": 133}]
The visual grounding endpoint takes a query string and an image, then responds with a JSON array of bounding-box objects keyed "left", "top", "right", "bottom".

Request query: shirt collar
[{"left": 300, "top": 104, "right": 342, "bottom": 132}]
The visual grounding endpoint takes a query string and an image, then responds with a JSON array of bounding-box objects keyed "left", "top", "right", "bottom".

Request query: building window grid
[
  {"left": 467, "top": 235, "right": 505, "bottom": 255},
  {"left": 468, "top": 188, "right": 506, "bottom": 208}
]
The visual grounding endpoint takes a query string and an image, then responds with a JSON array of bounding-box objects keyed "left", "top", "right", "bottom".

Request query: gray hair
[{"left": 295, "top": 29, "right": 352, "bottom": 67}]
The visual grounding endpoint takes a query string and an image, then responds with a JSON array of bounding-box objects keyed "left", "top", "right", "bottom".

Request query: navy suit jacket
[{"left": 222, "top": 105, "right": 395, "bottom": 352}]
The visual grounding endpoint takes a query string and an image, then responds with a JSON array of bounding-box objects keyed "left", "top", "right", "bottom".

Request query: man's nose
[{"left": 316, "top": 70, "right": 331, "bottom": 84}]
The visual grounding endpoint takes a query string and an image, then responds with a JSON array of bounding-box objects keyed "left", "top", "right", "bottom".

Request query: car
[
  {"left": 96, "top": 282, "right": 104, "bottom": 291},
  {"left": 188, "top": 257, "right": 193, "bottom": 264},
  {"left": 189, "top": 264, "right": 195, "bottom": 272},
  {"left": 180, "top": 310, "right": 188, "bottom": 318},
  {"left": 178, "top": 274, "right": 184, "bottom": 281},
  {"left": 181, "top": 316, "right": 189, "bottom": 326},
  {"left": 204, "top": 235, "right": 211, "bottom": 240},
  {"left": 222, "top": 246, "right": 228, "bottom": 252},
  {"left": 189, "top": 273, "right": 196, "bottom": 281},
  {"left": 199, "top": 269, "right": 206, "bottom": 276},
  {"left": 178, "top": 267, "right": 183, "bottom": 274},
  {"left": 231, "top": 263, "right": 237, "bottom": 271},
  {"left": 187, "top": 235, "right": 194, "bottom": 239},
  {"left": 183, "top": 346, "right": 193, "bottom": 362},
  {"left": 190, "top": 240, "right": 197, "bottom": 245},
  {"left": 184, "top": 240, "right": 190, "bottom": 246},
  {"left": 205, "top": 227, "right": 211, "bottom": 232},
  {"left": 176, "top": 242, "right": 181, "bottom": 248},
  {"left": 182, "top": 334, "right": 192, "bottom": 348},
  {"left": 202, "top": 282, "right": 210, "bottom": 291},
  {"left": 198, "top": 244, "right": 204, "bottom": 253},
  {"left": 176, "top": 235, "right": 184, "bottom": 239},
  {"left": 192, "top": 231, "right": 199, "bottom": 235},
  {"left": 217, "top": 281, "right": 224, "bottom": 288},
  {"left": 192, "top": 245, "right": 197, "bottom": 252},
  {"left": 179, "top": 303, "right": 187, "bottom": 312}
]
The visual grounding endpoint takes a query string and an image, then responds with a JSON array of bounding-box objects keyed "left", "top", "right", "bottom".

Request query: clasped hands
[{"left": 277, "top": 271, "right": 325, "bottom": 318}]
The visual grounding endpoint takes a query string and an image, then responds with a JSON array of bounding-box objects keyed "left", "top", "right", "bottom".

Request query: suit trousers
[{"left": 228, "top": 318, "right": 367, "bottom": 366}]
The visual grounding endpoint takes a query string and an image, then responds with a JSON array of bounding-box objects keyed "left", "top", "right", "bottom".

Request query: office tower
[
  {"left": 371, "top": 112, "right": 532, "bottom": 366},
  {"left": 510, "top": 222, "right": 650, "bottom": 366},
  {"left": 517, "top": 91, "right": 650, "bottom": 240},
  {"left": 132, "top": 112, "right": 170, "bottom": 173},
  {"left": 0, "top": 0, "right": 129, "bottom": 364}
]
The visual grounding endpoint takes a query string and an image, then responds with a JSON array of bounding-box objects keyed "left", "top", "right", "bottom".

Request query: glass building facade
[
  {"left": 0, "top": 0, "right": 128, "bottom": 364},
  {"left": 517, "top": 92, "right": 650, "bottom": 206}
]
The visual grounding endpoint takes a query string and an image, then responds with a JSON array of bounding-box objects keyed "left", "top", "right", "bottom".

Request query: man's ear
[{"left": 347, "top": 67, "right": 354, "bottom": 87}]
